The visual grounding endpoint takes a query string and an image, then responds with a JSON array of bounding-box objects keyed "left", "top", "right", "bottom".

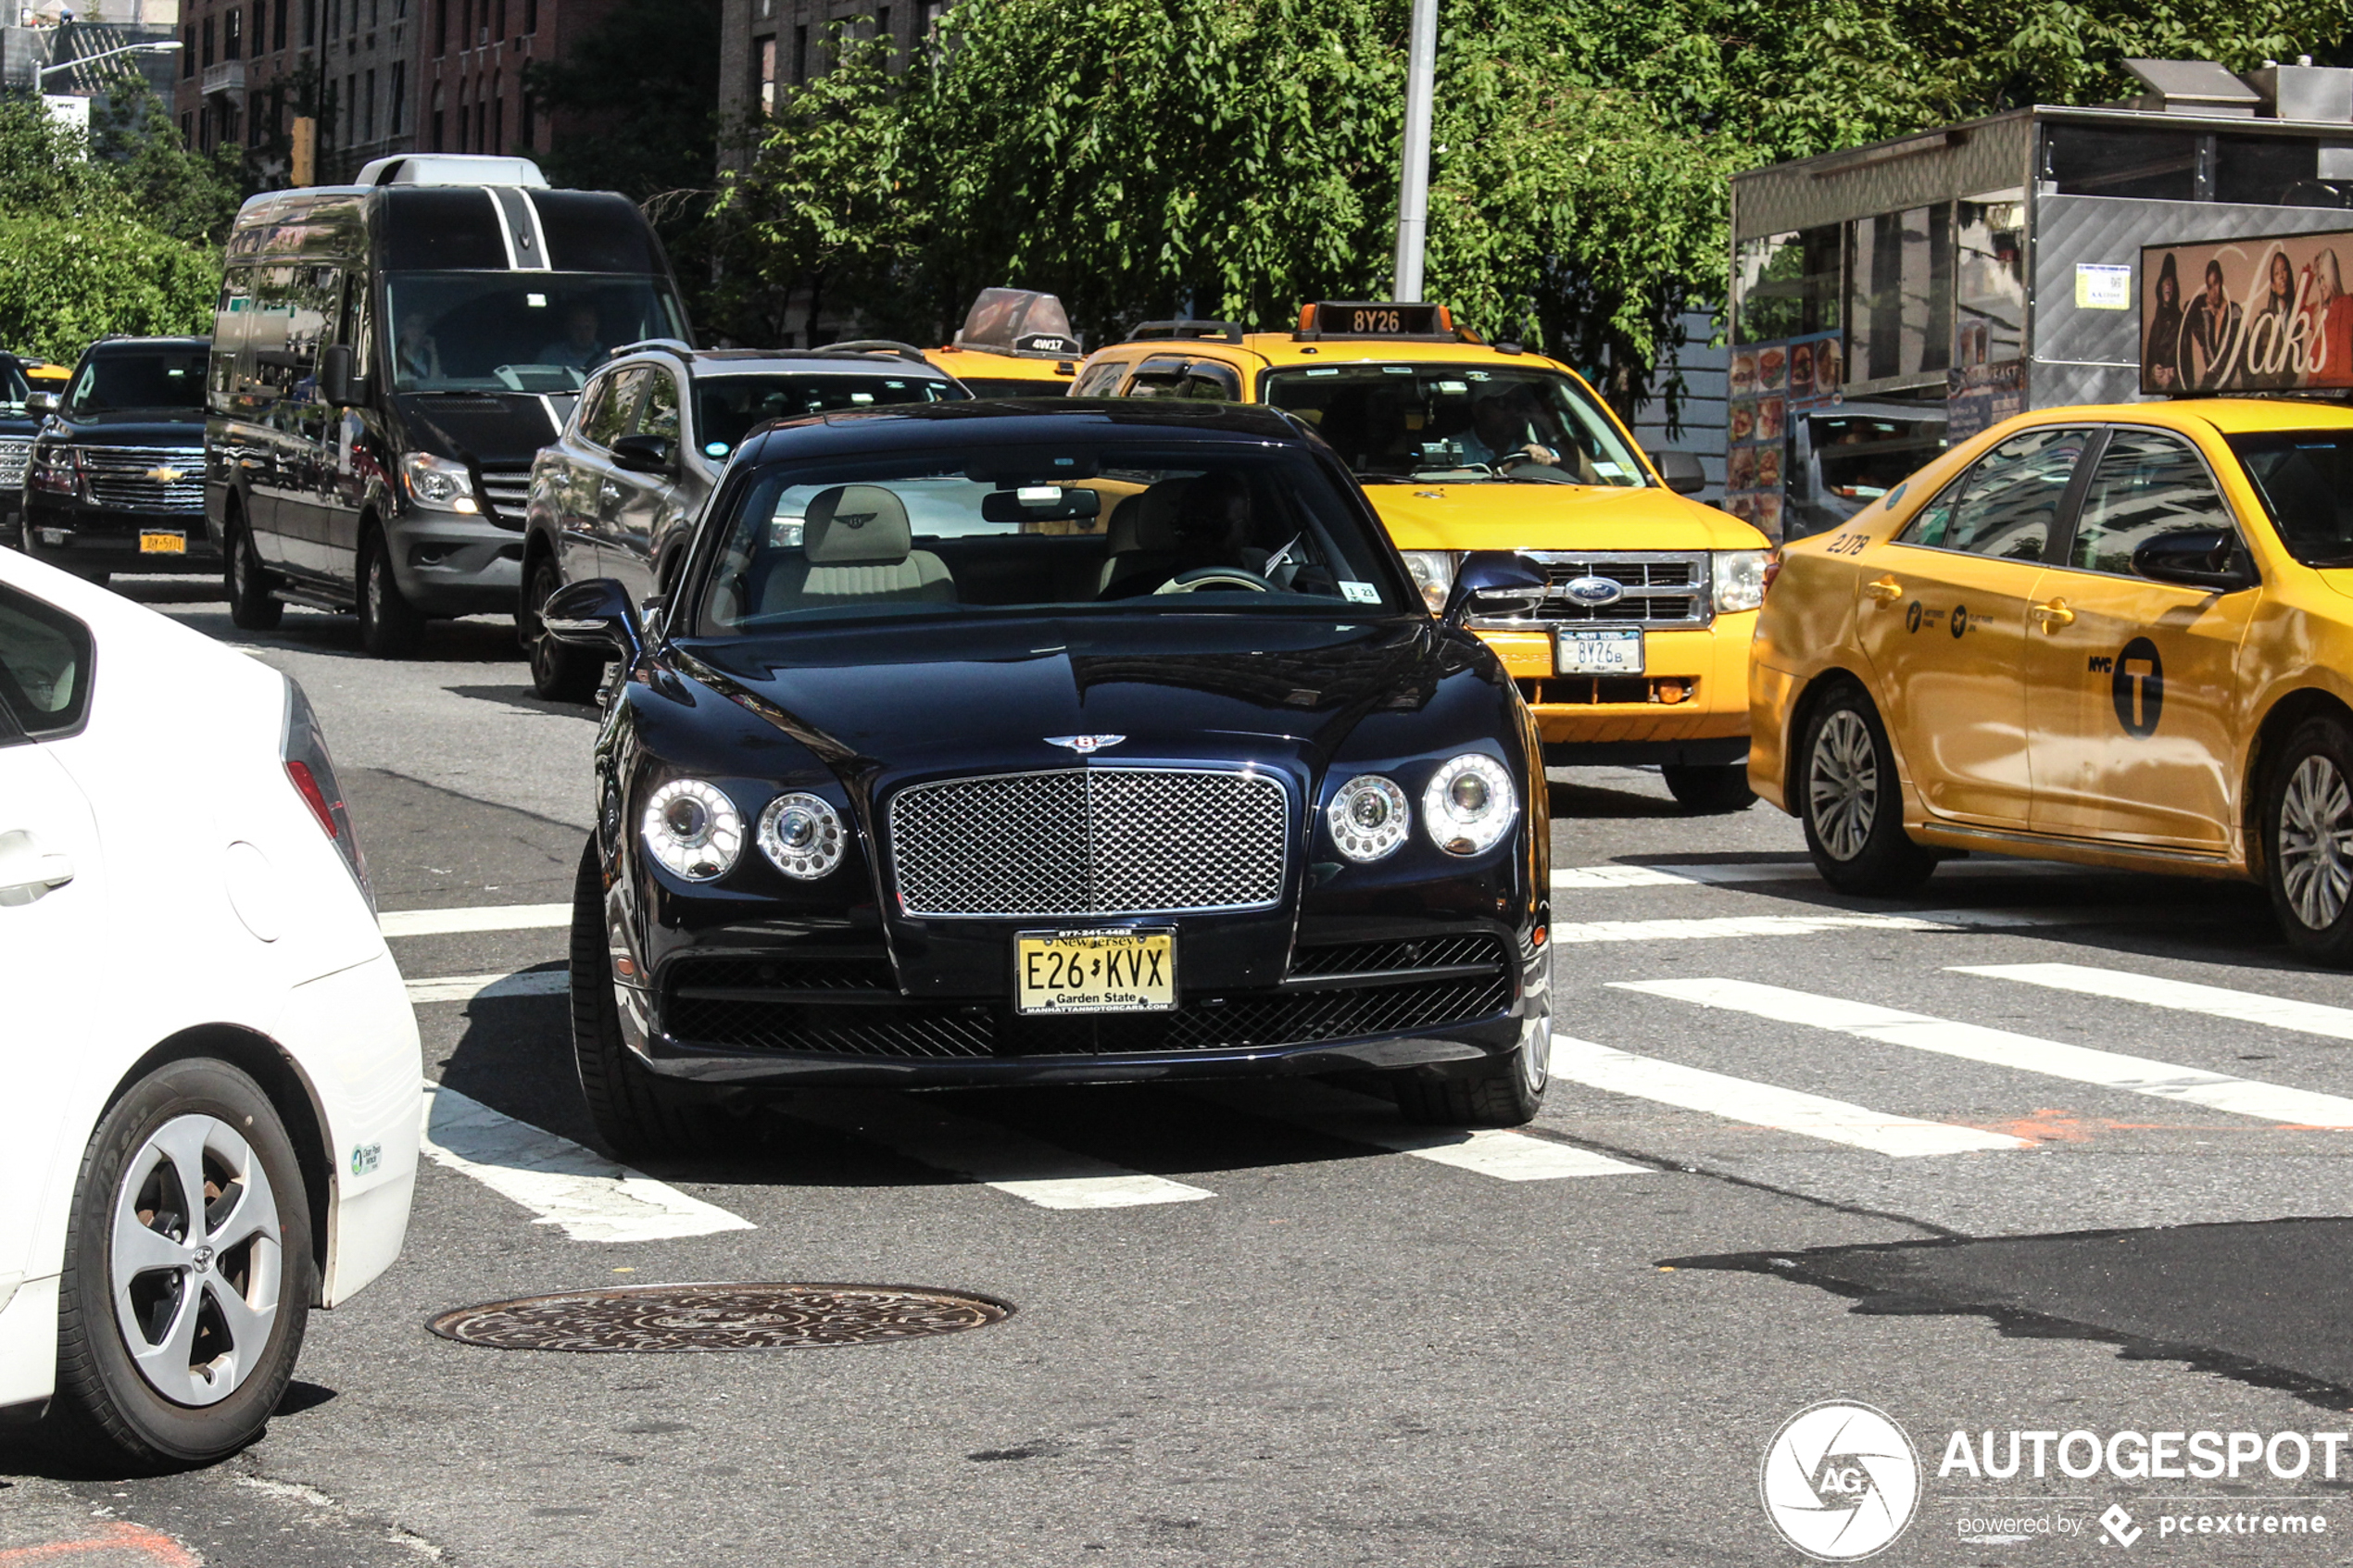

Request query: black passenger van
[{"left": 205, "top": 155, "right": 691, "bottom": 655}]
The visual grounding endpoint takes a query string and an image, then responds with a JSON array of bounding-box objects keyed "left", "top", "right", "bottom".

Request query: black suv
[
  {"left": 0, "top": 351, "right": 44, "bottom": 548},
  {"left": 518, "top": 341, "right": 965, "bottom": 699},
  {"left": 21, "top": 337, "right": 215, "bottom": 585}
]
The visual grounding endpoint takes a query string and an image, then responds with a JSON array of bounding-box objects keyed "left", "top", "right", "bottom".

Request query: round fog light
[{"left": 759, "top": 792, "right": 847, "bottom": 880}]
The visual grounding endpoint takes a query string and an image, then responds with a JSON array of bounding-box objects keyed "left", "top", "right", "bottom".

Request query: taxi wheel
[
  {"left": 2266, "top": 717, "right": 2353, "bottom": 965},
  {"left": 569, "top": 839, "right": 711, "bottom": 1158},
  {"left": 1799, "top": 687, "right": 1936, "bottom": 896},
  {"left": 1662, "top": 764, "right": 1755, "bottom": 813}
]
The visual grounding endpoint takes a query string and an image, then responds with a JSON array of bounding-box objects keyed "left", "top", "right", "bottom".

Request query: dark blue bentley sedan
[{"left": 545, "top": 399, "right": 1553, "bottom": 1156}]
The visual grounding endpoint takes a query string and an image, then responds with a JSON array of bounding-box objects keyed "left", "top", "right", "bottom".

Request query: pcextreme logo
[{"left": 1762, "top": 1400, "right": 1922, "bottom": 1561}]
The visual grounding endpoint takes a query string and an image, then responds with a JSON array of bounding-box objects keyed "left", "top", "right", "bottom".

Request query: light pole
[
  {"left": 1391, "top": 0, "right": 1437, "bottom": 303},
  {"left": 37, "top": 39, "right": 182, "bottom": 82}
]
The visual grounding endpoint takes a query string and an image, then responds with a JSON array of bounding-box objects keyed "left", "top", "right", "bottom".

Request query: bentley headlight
[
  {"left": 1421, "top": 753, "right": 1517, "bottom": 857},
  {"left": 1399, "top": 550, "right": 1457, "bottom": 617},
  {"left": 758, "top": 792, "right": 846, "bottom": 880},
  {"left": 1327, "top": 774, "right": 1410, "bottom": 862},
  {"left": 1713, "top": 549, "right": 1768, "bottom": 613},
  {"left": 641, "top": 778, "right": 743, "bottom": 881}
]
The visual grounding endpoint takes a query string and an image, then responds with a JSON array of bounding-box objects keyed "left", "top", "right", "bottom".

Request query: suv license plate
[
  {"left": 138, "top": 531, "right": 187, "bottom": 555},
  {"left": 1015, "top": 929, "right": 1176, "bottom": 1015},
  {"left": 1555, "top": 626, "right": 1643, "bottom": 675}
]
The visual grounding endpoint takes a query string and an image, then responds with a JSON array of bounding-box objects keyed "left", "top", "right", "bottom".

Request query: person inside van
[
  {"left": 395, "top": 313, "right": 443, "bottom": 384},
  {"left": 538, "top": 302, "right": 609, "bottom": 372}
]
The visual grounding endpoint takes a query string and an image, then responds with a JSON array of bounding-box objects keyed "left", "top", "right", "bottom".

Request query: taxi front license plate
[
  {"left": 1555, "top": 627, "right": 1644, "bottom": 676},
  {"left": 1015, "top": 929, "right": 1176, "bottom": 1015},
  {"left": 138, "top": 531, "right": 187, "bottom": 555}
]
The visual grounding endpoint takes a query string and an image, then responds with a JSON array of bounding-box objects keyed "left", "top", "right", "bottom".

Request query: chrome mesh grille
[
  {"left": 475, "top": 465, "right": 531, "bottom": 529},
  {"left": 889, "top": 767, "right": 1288, "bottom": 918},
  {"left": 0, "top": 436, "right": 29, "bottom": 489},
  {"left": 78, "top": 445, "right": 204, "bottom": 514},
  {"left": 1471, "top": 550, "right": 1710, "bottom": 629}
]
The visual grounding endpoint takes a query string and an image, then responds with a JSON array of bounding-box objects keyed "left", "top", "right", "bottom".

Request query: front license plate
[
  {"left": 1015, "top": 929, "right": 1176, "bottom": 1015},
  {"left": 138, "top": 531, "right": 187, "bottom": 555},
  {"left": 1555, "top": 626, "right": 1644, "bottom": 675}
]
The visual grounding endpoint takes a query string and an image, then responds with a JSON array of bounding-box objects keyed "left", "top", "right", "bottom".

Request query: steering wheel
[{"left": 1153, "top": 566, "right": 1275, "bottom": 595}]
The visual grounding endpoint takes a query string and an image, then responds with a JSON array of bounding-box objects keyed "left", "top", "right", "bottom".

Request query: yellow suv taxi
[
  {"left": 1072, "top": 303, "right": 1771, "bottom": 809},
  {"left": 1753, "top": 398, "right": 2353, "bottom": 962},
  {"left": 925, "top": 287, "right": 1082, "bottom": 398}
]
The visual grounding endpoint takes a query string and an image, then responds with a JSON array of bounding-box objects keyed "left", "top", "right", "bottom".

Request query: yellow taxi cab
[
  {"left": 924, "top": 287, "right": 1082, "bottom": 398},
  {"left": 1071, "top": 302, "right": 1772, "bottom": 809},
  {"left": 1752, "top": 397, "right": 2353, "bottom": 962}
]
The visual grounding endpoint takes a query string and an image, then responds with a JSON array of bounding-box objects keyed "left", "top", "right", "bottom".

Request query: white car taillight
[{"left": 283, "top": 676, "right": 371, "bottom": 910}]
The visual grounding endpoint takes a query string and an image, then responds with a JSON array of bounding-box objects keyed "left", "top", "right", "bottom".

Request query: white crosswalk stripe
[
  {"left": 1954, "top": 961, "right": 2353, "bottom": 1043},
  {"left": 1549, "top": 908, "right": 2077, "bottom": 944},
  {"left": 1197, "top": 1082, "right": 1649, "bottom": 1181},
  {"left": 1617, "top": 978, "right": 2353, "bottom": 1129},
  {"left": 419, "top": 1085, "right": 756, "bottom": 1242},
  {"left": 783, "top": 1094, "right": 1214, "bottom": 1209},
  {"left": 1551, "top": 859, "right": 2075, "bottom": 890},
  {"left": 406, "top": 967, "right": 569, "bottom": 1004},
  {"left": 381, "top": 902, "right": 572, "bottom": 938},
  {"left": 1548, "top": 1036, "right": 2026, "bottom": 1157}
]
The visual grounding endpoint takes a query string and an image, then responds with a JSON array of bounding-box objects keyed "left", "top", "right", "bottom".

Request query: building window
[
  {"left": 520, "top": 84, "right": 533, "bottom": 147},
  {"left": 791, "top": 24, "right": 807, "bottom": 82},
  {"left": 496, "top": 0, "right": 507, "bottom": 42},
  {"left": 226, "top": 7, "right": 243, "bottom": 60},
  {"left": 431, "top": 82, "right": 445, "bottom": 150},
  {"left": 875, "top": 6, "right": 889, "bottom": 48},
  {"left": 181, "top": 23, "right": 195, "bottom": 74},
  {"left": 363, "top": 68, "right": 375, "bottom": 140},
  {"left": 492, "top": 91, "right": 503, "bottom": 154},
  {"left": 181, "top": 110, "right": 193, "bottom": 142},
  {"left": 524, "top": 0, "right": 537, "bottom": 33},
  {"left": 345, "top": 74, "right": 356, "bottom": 141},
  {"left": 303, "top": 0, "right": 316, "bottom": 47},
  {"left": 390, "top": 61, "right": 406, "bottom": 133},
  {"left": 273, "top": 0, "right": 287, "bottom": 49},
  {"left": 201, "top": 16, "right": 215, "bottom": 67},
  {"left": 434, "top": 0, "right": 447, "bottom": 53},
  {"left": 755, "top": 36, "right": 775, "bottom": 116}
]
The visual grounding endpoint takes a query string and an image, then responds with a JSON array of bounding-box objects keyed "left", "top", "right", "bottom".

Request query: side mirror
[
  {"left": 542, "top": 576, "right": 645, "bottom": 659},
  {"left": 1654, "top": 449, "right": 1707, "bottom": 495},
  {"left": 318, "top": 343, "right": 368, "bottom": 408},
  {"left": 610, "top": 433, "right": 676, "bottom": 474},
  {"left": 1442, "top": 550, "right": 1548, "bottom": 627},
  {"left": 2132, "top": 527, "right": 2254, "bottom": 592},
  {"left": 25, "top": 391, "right": 57, "bottom": 417}
]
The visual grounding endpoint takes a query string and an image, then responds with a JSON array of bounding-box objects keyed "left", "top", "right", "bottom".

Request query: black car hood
[
  {"left": 680, "top": 612, "right": 1464, "bottom": 783},
  {"left": 50, "top": 410, "right": 204, "bottom": 445},
  {"left": 396, "top": 390, "right": 570, "bottom": 466}
]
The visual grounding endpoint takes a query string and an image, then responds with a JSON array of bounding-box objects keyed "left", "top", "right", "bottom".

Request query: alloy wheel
[
  {"left": 109, "top": 1114, "right": 283, "bottom": 1408},
  {"left": 1807, "top": 709, "right": 1878, "bottom": 862},
  {"left": 2279, "top": 753, "right": 2353, "bottom": 931}
]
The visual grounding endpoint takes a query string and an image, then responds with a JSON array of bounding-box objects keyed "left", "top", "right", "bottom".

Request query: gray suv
[{"left": 518, "top": 341, "right": 966, "bottom": 698}]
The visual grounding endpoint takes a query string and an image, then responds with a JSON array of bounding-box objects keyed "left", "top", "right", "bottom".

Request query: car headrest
[
  {"left": 803, "top": 485, "right": 912, "bottom": 563},
  {"left": 1105, "top": 479, "right": 1189, "bottom": 554}
]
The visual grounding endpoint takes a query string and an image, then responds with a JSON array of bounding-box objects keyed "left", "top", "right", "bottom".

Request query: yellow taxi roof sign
[
  {"left": 955, "top": 288, "right": 1080, "bottom": 358},
  {"left": 1296, "top": 301, "right": 1473, "bottom": 344}
]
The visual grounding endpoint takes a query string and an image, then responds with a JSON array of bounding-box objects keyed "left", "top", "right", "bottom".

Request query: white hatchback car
[{"left": 0, "top": 552, "right": 420, "bottom": 1469}]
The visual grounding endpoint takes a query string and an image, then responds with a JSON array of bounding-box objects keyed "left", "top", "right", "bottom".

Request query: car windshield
[
  {"left": 694, "top": 439, "right": 1407, "bottom": 633},
  {"left": 0, "top": 359, "right": 28, "bottom": 411},
  {"left": 66, "top": 350, "right": 206, "bottom": 415},
  {"left": 2226, "top": 431, "right": 2353, "bottom": 567},
  {"left": 1262, "top": 363, "right": 1648, "bottom": 486},
  {"left": 696, "top": 373, "right": 963, "bottom": 458},
  {"left": 384, "top": 271, "right": 688, "bottom": 394}
]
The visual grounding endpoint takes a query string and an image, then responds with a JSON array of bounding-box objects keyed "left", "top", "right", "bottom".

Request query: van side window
[{"left": 211, "top": 267, "right": 255, "bottom": 408}]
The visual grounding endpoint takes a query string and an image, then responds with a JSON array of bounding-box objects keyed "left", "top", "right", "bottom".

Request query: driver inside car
[
  {"left": 1101, "top": 470, "right": 1270, "bottom": 596},
  {"left": 1454, "top": 388, "right": 1561, "bottom": 470}
]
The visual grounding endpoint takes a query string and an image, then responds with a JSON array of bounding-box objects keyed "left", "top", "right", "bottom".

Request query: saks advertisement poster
[{"left": 2140, "top": 229, "right": 2353, "bottom": 393}]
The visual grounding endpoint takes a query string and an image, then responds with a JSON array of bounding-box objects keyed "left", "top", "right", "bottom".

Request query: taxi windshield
[
  {"left": 694, "top": 441, "right": 1405, "bottom": 633},
  {"left": 1262, "top": 363, "right": 1648, "bottom": 487},
  {"left": 2227, "top": 431, "right": 2353, "bottom": 567}
]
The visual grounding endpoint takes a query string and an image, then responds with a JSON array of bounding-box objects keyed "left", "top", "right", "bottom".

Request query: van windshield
[
  {"left": 385, "top": 271, "right": 687, "bottom": 394},
  {"left": 1262, "top": 363, "right": 1649, "bottom": 487}
]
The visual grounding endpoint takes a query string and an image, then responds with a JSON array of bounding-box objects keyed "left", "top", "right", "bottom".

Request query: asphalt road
[{"left": 9, "top": 582, "right": 2353, "bottom": 1566}]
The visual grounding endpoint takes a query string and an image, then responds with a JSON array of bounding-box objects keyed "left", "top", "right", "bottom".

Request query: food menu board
[{"left": 1725, "top": 330, "right": 1841, "bottom": 538}]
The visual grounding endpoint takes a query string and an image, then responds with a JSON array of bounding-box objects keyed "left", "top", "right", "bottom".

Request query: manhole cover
[{"left": 426, "top": 1282, "right": 1013, "bottom": 1352}]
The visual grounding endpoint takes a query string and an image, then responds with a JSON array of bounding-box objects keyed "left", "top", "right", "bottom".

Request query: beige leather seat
[
  {"left": 1096, "top": 479, "right": 1192, "bottom": 595},
  {"left": 755, "top": 484, "right": 956, "bottom": 613}
]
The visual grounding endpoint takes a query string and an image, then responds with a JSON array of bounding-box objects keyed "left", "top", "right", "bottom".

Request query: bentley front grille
[{"left": 888, "top": 767, "right": 1289, "bottom": 918}]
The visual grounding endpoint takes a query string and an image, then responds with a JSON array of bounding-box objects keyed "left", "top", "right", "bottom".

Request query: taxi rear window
[{"left": 2228, "top": 433, "right": 2353, "bottom": 568}]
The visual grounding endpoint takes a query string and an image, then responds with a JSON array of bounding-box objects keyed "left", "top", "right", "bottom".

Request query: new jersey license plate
[
  {"left": 1015, "top": 929, "right": 1176, "bottom": 1015},
  {"left": 138, "top": 531, "right": 187, "bottom": 555},
  {"left": 1555, "top": 626, "right": 1644, "bottom": 675}
]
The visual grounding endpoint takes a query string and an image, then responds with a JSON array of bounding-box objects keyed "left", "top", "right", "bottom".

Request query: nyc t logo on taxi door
[{"left": 2112, "top": 637, "right": 2164, "bottom": 737}]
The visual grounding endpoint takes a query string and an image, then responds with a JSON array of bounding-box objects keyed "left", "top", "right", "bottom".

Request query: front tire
[
  {"left": 224, "top": 512, "right": 283, "bottom": 631},
  {"left": 357, "top": 528, "right": 424, "bottom": 659},
  {"left": 522, "top": 556, "right": 603, "bottom": 703},
  {"left": 44, "top": 1060, "right": 312, "bottom": 1472},
  {"left": 1394, "top": 1007, "right": 1549, "bottom": 1128},
  {"left": 1662, "top": 762, "right": 1755, "bottom": 813},
  {"left": 2266, "top": 715, "right": 2353, "bottom": 966},
  {"left": 570, "top": 840, "right": 709, "bottom": 1158},
  {"left": 1798, "top": 685, "right": 1936, "bottom": 896}
]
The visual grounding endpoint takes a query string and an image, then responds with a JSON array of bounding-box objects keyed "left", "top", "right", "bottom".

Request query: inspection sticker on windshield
[
  {"left": 1556, "top": 627, "right": 1644, "bottom": 675},
  {"left": 1016, "top": 929, "right": 1176, "bottom": 1015},
  {"left": 1340, "top": 581, "right": 1380, "bottom": 604}
]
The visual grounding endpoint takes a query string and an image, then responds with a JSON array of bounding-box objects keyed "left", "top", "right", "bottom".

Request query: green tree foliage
[
  {"left": 91, "top": 87, "right": 245, "bottom": 246},
  {"left": 721, "top": 0, "right": 2351, "bottom": 396},
  {"left": 0, "top": 94, "right": 227, "bottom": 360}
]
